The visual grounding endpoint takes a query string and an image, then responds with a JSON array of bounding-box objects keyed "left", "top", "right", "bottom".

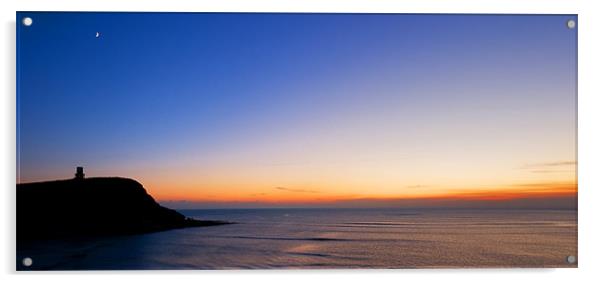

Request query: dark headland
[{"left": 17, "top": 177, "right": 231, "bottom": 240}]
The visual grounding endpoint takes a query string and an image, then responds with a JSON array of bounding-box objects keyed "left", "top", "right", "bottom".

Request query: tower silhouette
[{"left": 75, "top": 167, "right": 85, "bottom": 180}]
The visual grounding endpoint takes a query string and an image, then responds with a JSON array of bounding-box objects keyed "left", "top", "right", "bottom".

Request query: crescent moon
[{"left": 95, "top": 32, "right": 100, "bottom": 38}]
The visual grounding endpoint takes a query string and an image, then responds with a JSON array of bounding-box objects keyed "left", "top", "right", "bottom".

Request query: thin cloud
[
  {"left": 510, "top": 181, "right": 576, "bottom": 188},
  {"left": 530, "top": 170, "right": 573, "bottom": 174},
  {"left": 524, "top": 161, "right": 576, "bottom": 168},
  {"left": 274, "top": 187, "right": 319, "bottom": 193},
  {"left": 521, "top": 161, "right": 576, "bottom": 173}
]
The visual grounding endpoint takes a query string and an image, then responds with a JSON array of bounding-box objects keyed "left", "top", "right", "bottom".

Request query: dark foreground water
[{"left": 17, "top": 209, "right": 577, "bottom": 270}]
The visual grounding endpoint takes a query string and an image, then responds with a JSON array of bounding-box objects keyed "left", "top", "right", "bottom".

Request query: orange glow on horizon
[{"left": 151, "top": 180, "right": 577, "bottom": 205}]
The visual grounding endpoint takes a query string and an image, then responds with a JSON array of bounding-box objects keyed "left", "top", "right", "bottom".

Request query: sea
[{"left": 17, "top": 208, "right": 577, "bottom": 270}]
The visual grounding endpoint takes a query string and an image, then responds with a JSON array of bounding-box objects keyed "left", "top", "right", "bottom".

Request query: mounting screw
[
  {"left": 567, "top": 19, "right": 576, "bottom": 29},
  {"left": 22, "top": 17, "right": 33, "bottom": 27},
  {"left": 566, "top": 255, "right": 576, "bottom": 264},
  {"left": 22, "top": 257, "right": 33, "bottom": 267}
]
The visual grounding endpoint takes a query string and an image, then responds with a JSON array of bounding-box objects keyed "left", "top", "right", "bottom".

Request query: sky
[{"left": 17, "top": 13, "right": 577, "bottom": 208}]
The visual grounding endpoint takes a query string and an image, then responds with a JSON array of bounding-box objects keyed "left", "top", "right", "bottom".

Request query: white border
[{"left": 2, "top": 1, "right": 601, "bottom": 283}]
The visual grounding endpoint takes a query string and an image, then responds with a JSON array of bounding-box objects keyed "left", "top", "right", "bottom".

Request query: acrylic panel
[{"left": 16, "top": 12, "right": 577, "bottom": 270}]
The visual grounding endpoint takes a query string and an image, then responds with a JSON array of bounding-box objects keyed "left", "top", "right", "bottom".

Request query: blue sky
[{"left": 17, "top": 13, "right": 576, "bottom": 206}]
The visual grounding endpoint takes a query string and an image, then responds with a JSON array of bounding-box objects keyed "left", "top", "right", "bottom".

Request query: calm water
[{"left": 17, "top": 209, "right": 577, "bottom": 270}]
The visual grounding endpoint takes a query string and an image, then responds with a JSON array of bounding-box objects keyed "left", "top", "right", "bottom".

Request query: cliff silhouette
[{"left": 17, "top": 177, "right": 230, "bottom": 240}]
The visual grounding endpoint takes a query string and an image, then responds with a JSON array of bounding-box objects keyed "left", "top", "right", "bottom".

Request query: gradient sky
[{"left": 17, "top": 13, "right": 577, "bottom": 208}]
